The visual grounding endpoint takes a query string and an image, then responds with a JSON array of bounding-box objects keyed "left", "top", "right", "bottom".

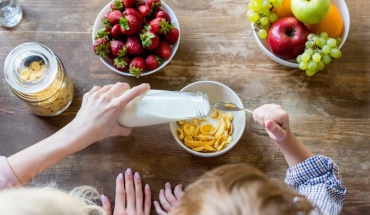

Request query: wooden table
[{"left": 1, "top": 0, "right": 369, "bottom": 214}]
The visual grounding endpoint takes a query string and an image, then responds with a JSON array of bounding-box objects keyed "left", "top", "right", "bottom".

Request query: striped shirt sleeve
[
  {"left": 285, "top": 155, "right": 346, "bottom": 215},
  {"left": 0, "top": 156, "right": 21, "bottom": 190}
]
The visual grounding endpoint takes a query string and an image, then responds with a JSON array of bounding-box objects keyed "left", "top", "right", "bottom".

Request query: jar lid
[{"left": 4, "top": 42, "right": 58, "bottom": 94}]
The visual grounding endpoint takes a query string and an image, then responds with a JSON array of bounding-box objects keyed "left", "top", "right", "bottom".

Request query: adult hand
[
  {"left": 252, "top": 104, "right": 290, "bottom": 144},
  {"left": 101, "top": 168, "right": 151, "bottom": 215},
  {"left": 67, "top": 82, "right": 150, "bottom": 151},
  {"left": 153, "top": 183, "right": 184, "bottom": 215}
]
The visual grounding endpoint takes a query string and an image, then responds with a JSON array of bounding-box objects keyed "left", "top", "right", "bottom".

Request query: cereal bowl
[
  {"left": 92, "top": 0, "right": 180, "bottom": 77},
  {"left": 251, "top": 0, "right": 350, "bottom": 68},
  {"left": 169, "top": 81, "right": 246, "bottom": 157}
]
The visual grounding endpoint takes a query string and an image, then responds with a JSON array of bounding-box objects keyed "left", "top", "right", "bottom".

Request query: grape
[
  {"left": 304, "top": 48, "right": 314, "bottom": 55},
  {"left": 327, "top": 38, "right": 337, "bottom": 48},
  {"left": 330, "top": 48, "right": 342, "bottom": 59},
  {"left": 322, "top": 54, "right": 332, "bottom": 64},
  {"left": 260, "top": 17, "right": 269, "bottom": 25},
  {"left": 258, "top": 29, "right": 267, "bottom": 39},
  {"left": 318, "top": 38, "right": 326, "bottom": 48},
  {"left": 336, "top": 37, "right": 342, "bottom": 47},
  {"left": 262, "top": 0, "right": 272, "bottom": 9},
  {"left": 296, "top": 55, "right": 302, "bottom": 64},
  {"left": 296, "top": 32, "right": 343, "bottom": 76},
  {"left": 305, "top": 41, "right": 314, "bottom": 48},
  {"left": 272, "top": 1, "right": 282, "bottom": 7},
  {"left": 247, "top": 0, "right": 283, "bottom": 39},
  {"left": 307, "top": 33, "right": 315, "bottom": 41},
  {"left": 268, "top": 13, "right": 278, "bottom": 23},
  {"left": 299, "top": 62, "right": 308, "bottom": 70},
  {"left": 317, "top": 61, "right": 325, "bottom": 71},
  {"left": 301, "top": 53, "right": 311, "bottom": 62},
  {"left": 306, "top": 69, "right": 316, "bottom": 77},
  {"left": 308, "top": 60, "right": 317, "bottom": 71},
  {"left": 322, "top": 45, "right": 331, "bottom": 55},
  {"left": 312, "top": 53, "right": 321, "bottom": 63},
  {"left": 251, "top": 1, "right": 263, "bottom": 11},
  {"left": 320, "top": 32, "right": 329, "bottom": 40},
  {"left": 247, "top": 11, "right": 259, "bottom": 23}
]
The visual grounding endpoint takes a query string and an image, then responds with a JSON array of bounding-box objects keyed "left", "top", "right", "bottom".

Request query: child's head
[
  {"left": 170, "top": 163, "right": 313, "bottom": 215},
  {"left": 0, "top": 186, "right": 106, "bottom": 215}
]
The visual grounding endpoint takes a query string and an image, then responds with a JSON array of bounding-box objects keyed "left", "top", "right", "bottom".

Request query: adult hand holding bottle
[{"left": 6, "top": 82, "right": 150, "bottom": 185}]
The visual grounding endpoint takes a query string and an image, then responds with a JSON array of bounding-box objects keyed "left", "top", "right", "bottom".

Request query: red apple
[{"left": 267, "top": 17, "right": 309, "bottom": 59}]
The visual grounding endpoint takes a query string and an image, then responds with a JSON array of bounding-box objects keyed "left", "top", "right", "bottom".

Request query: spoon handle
[{"left": 244, "top": 109, "right": 253, "bottom": 114}]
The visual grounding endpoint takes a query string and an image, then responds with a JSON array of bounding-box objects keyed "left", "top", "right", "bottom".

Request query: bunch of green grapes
[
  {"left": 296, "top": 32, "right": 342, "bottom": 76},
  {"left": 246, "top": 0, "right": 282, "bottom": 39}
]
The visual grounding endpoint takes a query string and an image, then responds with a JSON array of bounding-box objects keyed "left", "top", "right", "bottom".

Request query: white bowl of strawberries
[{"left": 92, "top": 0, "right": 180, "bottom": 78}]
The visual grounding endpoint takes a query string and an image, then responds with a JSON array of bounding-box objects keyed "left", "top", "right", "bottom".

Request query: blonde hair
[
  {"left": 171, "top": 163, "right": 313, "bottom": 215},
  {"left": 0, "top": 186, "right": 106, "bottom": 215}
]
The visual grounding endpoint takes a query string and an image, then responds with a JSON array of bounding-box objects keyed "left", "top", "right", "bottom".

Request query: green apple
[{"left": 291, "top": 0, "right": 330, "bottom": 25}]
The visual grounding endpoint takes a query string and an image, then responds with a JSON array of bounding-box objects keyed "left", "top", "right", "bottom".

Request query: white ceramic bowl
[
  {"left": 251, "top": 0, "right": 350, "bottom": 68},
  {"left": 92, "top": 1, "right": 180, "bottom": 77},
  {"left": 169, "top": 81, "right": 246, "bottom": 157}
]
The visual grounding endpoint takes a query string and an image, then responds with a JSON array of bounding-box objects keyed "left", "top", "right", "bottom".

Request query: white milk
[{"left": 118, "top": 90, "right": 210, "bottom": 127}]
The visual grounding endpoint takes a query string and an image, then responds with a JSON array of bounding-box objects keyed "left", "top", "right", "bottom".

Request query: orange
[
  {"left": 307, "top": 3, "right": 343, "bottom": 38},
  {"left": 272, "top": 0, "right": 293, "bottom": 18}
]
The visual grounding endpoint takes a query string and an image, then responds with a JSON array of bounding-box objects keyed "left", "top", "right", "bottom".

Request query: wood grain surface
[{"left": 1, "top": 0, "right": 369, "bottom": 214}]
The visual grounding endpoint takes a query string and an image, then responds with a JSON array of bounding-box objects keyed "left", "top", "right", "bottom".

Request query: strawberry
[
  {"left": 155, "top": 40, "right": 171, "bottom": 59},
  {"left": 126, "top": 36, "right": 144, "bottom": 55},
  {"left": 155, "top": 9, "right": 171, "bottom": 22},
  {"left": 140, "top": 29, "right": 159, "bottom": 50},
  {"left": 108, "top": 10, "right": 124, "bottom": 25},
  {"left": 145, "top": 54, "right": 162, "bottom": 70},
  {"left": 111, "top": 24, "right": 125, "bottom": 41},
  {"left": 114, "top": 56, "right": 131, "bottom": 71},
  {"left": 93, "top": 38, "right": 111, "bottom": 58},
  {"left": 120, "top": 15, "right": 141, "bottom": 35},
  {"left": 95, "top": 27, "right": 111, "bottom": 40},
  {"left": 123, "top": 0, "right": 137, "bottom": 8},
  {"left": 164, "top": 27, "right": 179, "bottom": 45},
  {"left": 124, "top": 8, "right": 144, "bottom": 24},
  {"left": 102, "top": 12, "right": 112, "bottom": 28},
  {"left": 110, "top": 0, "right": 124, "bottom": 11},
  {"left": 147, "top": 0, "right": 161, "bottom": 10},
  {"left": 129, "top": 57, "right": 145, "bottom": 78},
  {"left": 150, "top": 17, "right": 170, "bottom": 35},
  {"left": 110, "top": 40, "right": 127, "bottom": 57},
  {"left": 138, "top": 4, "right": 151, "bottom": 17}
]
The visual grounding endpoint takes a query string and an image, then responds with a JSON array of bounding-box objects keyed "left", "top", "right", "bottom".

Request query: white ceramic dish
[
  {"left": 92, "top": 1, "right": 180, "bottom": 77},
  {"left": 169, "top": 81, "right": 246, "bottom": 157},
  {"left": 251, "top": 0, "right": 350, "bottom": 68}
]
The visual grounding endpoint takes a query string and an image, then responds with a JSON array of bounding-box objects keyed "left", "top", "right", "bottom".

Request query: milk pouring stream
[{"left": 118, "top": 90, "right": 211, "bottom": 127}]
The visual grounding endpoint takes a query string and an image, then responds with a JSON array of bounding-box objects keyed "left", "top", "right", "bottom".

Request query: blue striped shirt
[{"left": 285, "top": 155, "right": 346, "bottom": 215}]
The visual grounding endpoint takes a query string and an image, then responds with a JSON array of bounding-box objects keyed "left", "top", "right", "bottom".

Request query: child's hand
[
  {"left": 253, "top": 104, "right": 290, "bottom": 144},
  {"left": 66, "top": 82, "right": 150, "bottom": 151},
  {"left": 153, "top": 183, "right": 184, "bottom": 215},
  {"left": 101, "top": 169, "right": 151, "bottom": 215}
]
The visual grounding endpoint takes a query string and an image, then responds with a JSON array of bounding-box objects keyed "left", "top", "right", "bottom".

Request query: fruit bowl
[
  {"left": 92, "top": 0, "right": 180, "bottom": 77},
  {"left": 251, "top": 0, "right": 349, "bottom": 68},
  {"left": 169, "top": 81, "right": 246, "bottom": 157}
]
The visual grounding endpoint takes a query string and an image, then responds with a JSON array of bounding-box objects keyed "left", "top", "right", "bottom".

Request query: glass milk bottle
[
  {"left": 118, "top": 90, "right": 211, "bottom": 127},
  {"left": 4, "top": 42, "right": 74, "bottom": 116}
]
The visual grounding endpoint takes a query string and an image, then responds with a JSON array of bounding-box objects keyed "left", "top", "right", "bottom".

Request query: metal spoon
[{"left": 213, "top": 101, "right": 253, "bottom": 114}]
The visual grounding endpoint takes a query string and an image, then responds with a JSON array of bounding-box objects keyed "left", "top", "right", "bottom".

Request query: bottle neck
[{"left": 193, "top": 91, "right": 210, "bottom": 118}]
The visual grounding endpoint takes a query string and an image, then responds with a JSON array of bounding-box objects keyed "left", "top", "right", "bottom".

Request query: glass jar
[
  {"left": 118, "top": 90, "right": 211, "bottom": 127},
  {"left": 4, "top": 42, "right": 74, "bottom": 116}
]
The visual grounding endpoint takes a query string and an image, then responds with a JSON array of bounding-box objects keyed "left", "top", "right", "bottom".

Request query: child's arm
[
  {"left": 252, "top": 104, "right": 314, "bottom": 167},
  {"left": 3, "top": 83, "right": 150, "bottom": 186},
  {"left": 253, "top": 104, "right": 346, "bottom": 215}
]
